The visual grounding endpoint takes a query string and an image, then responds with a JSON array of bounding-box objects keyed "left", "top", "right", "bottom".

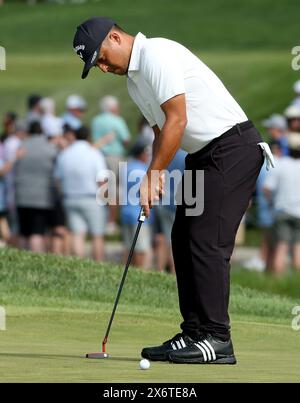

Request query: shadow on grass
[{"left": 0, "top": 352, "right": 139, "bottom": 363}]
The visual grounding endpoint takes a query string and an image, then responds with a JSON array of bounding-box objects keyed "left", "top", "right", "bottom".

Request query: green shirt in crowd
[{"left": 91, "top": 112, "right": 131, "bottom": 157}]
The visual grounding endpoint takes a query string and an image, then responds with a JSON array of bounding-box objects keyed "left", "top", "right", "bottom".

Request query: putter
[{"left": 86, "top": 207, "right": 146, "bottom": 359}]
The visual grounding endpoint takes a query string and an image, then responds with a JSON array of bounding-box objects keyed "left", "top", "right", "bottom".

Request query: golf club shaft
[{"left": 102, "top": 208, "right": 145, "bottom": 352}]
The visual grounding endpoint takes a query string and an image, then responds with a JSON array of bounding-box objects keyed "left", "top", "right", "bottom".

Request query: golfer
[{"left": 73, "top": 17, "right": 272, "bottom": 364}]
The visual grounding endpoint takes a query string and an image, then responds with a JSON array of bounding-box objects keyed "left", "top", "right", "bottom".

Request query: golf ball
[{"left": 139, "top": 359, "right": 150, "bottom": 370}]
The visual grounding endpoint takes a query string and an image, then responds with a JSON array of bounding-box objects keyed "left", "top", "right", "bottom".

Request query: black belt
[
  {"left": 219, "top": 120, "right": 253, "bottom": 140},
  {"left": 188, "top": 120, "right": 254, "bottom": 158}
]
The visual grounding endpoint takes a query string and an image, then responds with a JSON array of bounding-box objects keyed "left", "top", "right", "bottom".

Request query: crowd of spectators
[
  {"left": 243, "top": 80, "right": 300, "bottom": 275},
  {"left": 0, "top": 93, "right": 185, "bottom": 274},
  {"left": 2, "top": 80, "right": 300, "bottom": 275}
]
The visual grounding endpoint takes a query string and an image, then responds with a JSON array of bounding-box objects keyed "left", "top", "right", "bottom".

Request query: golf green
[{"left": 0, "top": 307, "right": 299, "bottom": 383}]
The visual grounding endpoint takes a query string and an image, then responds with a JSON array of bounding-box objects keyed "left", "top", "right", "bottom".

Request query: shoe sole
[{"left": 168, "top": 355, "right": 237, "bottom": 365}]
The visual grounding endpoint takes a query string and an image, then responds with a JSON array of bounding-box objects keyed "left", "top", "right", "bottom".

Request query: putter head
[{"left": 86, "top": 352, "right": 109, "bottom": 359}]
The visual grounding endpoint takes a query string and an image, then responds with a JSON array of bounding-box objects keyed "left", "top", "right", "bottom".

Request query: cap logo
[
  {"left": 74, "top": 44, "right": 85, "bottom": 59},
  {"left": 91, "top": 50, "right": 97, "bottom": 64}
]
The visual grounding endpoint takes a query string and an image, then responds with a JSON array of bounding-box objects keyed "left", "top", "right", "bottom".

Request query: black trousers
[{"left": 171, "top": 121, "right": 264, "bottom": 341}]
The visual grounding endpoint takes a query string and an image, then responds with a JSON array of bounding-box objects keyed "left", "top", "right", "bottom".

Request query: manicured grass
[
  {"left": 0, "top": 248, "right": 300, "bottom": 382},
  {"left": 1, "top": 307, "right": 299, "bottom": 383}
]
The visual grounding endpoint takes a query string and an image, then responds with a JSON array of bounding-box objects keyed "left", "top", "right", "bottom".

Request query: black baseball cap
[{"left": 73, "top": 17, "right": 115, "bottom": 79}]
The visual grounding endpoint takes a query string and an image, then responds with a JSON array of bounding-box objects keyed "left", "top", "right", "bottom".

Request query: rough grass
[{"left": 0, "top": 248, "right": 298, "bottom": 325}]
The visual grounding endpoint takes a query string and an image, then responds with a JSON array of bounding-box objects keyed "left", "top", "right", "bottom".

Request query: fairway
[{"left": 0, "top": 249, "right": 300, "bottom": 383}]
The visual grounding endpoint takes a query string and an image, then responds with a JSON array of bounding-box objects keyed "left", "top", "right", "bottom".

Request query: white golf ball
[{"left": 139, "top": 359, "right": 150, "bottom": 370}]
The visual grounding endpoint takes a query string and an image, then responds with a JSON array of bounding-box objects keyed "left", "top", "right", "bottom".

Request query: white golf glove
[{"left": 257, "top": 142, "right": 275, "bottom": 171}]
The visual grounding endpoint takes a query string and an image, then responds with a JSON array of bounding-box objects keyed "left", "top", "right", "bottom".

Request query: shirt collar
[{"left": 127, "top": 32, "right": 147, "bottom": 74}]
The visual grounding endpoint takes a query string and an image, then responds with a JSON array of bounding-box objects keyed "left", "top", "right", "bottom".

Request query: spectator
[
  {"left": 284, "top": 105, "right": 300, "bottom": 133},
  {"left": 1, "top": 112, "right": 17, "bottom": 142},
  {"left": 243, "top": 140, "right": 282, "bottom": 272},
  {"left": 0, "top": 156, "right": 18, "bottom": 246},
  {"left": 92, "top": 95, "right": 131, "bottom": 235},
  {"left": 3, "top": 119, "right": 27, "bottom": 246},
  {"left": 54, "top": 126, "right": 107, "bottom": 261},
  {"left": 262, "top": 114, "right": 289, "bottom": 155},
  {"left": 44, "top": 115, "right": 70, "bottom": 256},
  {"left": 26, "top": 94, "right": 42, "bottom": 125},
  {"left": 153, "top": 149, "right": 186, "bottom": 274},
  {"left": 120, "top": 137, "right": 152, "bottom": 269},
  {"left": 263, "top": 133, "right": 300, "bottom": 274},
  {"left": 15, "top": 121, "right": 58, "bottom": 252},
  {"left": 40, "top": 97, "right": 64, "bottom": 139},
  {"left": 63, "top": 124, "right": 77, "bottom": 148},
  {"left": 138, "top": 116, "right": 155, "bottom": 146},
  {"left": 62, "top": 95, "right": 86, "bottom": 131}
]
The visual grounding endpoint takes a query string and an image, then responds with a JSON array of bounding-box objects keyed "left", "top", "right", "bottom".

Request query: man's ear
[{"left": 108, "top": 31, "right": 121, "bottom": 45}]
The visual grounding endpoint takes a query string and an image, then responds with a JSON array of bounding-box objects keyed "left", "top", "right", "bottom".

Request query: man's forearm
[{"left": 148, "top": 119, "right": 185, "bottom": 173}]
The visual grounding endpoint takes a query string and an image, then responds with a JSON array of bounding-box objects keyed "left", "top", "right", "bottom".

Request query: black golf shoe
[
  {"left": 168, "top": 334, "right": 237, "bottom": 365},
  {"left": 141, "top": 333, "right": 195, "bottom": 361}
]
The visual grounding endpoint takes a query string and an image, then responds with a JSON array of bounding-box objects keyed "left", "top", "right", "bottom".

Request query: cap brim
[
  {"left": 81, "top": 62, "right": 92, "bottom": 79},
  {"left": 81, "top": 48, "right": 99, "bottom": 79}
]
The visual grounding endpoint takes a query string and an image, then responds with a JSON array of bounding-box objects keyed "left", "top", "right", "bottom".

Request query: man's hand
[
  {"left": 140, "top": 171, "right": 165, "bottom": 218},
  {"left": 139, "top": 93, "right": 186, "bottom": 217},
  {"left": 93, "top": 132, "right": 115, "bottom": 149}
]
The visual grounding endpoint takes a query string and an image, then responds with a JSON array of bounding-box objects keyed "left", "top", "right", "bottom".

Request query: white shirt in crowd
[
  {"left": 264, "top": 156, "right": 300, "bottom": 218},
  {"left": 127, "top": 33, "right": 247, "bottom": 154},
  {"left": 3, "top": 135, "right": 21, "bottom": 208},
  {"left": 54, "top": 140, "right": 107, "bottom": 198}
]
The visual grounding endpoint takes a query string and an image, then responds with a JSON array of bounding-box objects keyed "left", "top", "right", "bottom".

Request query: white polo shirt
[{"left": 127, "top": 33, "right": 248, "bottom": 154}]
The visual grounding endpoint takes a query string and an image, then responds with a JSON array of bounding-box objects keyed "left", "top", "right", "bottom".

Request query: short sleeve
[{"left": 142, "top": 47, "right": 185, "bottom": 106}]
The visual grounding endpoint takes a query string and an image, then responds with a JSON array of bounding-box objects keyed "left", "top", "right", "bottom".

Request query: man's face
[
  {"left": 69, "top": 108, "right": 85, "bottom": 119},
  {"left": 268, "top": 127, "right": 282, "bottom": 139},
  {"left": 96, "top": 31, "right": 129, "bottom": 75},
  {"left": 288, "top": 117, "right": 300, "bottom": 132}
]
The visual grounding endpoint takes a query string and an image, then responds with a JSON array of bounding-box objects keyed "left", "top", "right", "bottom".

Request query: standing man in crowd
[
  {"left": 54, "top": 126, "right": 107, "bottom": 261},
  {"left": 15, "top": 121, "right": 57, "bottom": 253},
  {"left": 263, "top": 133, "right": 300, "bottom": 274},
  {"left": 3, "top": 119, "right": 27, "bottom": 246},
  {"left": 92, "top": 95, "right": 131, "bottom": 235},
  {"left": 73, "top": 17, "right": 270, "bottom": 364},
  {"left": 26, "top": 94, "right": 42, "bottom": 126},
  {"left": 62, "top": 95, "right": 86, "bottom": 131},
  {"left": 120, "top": 137, "right": 152, "bottom": 269}
]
